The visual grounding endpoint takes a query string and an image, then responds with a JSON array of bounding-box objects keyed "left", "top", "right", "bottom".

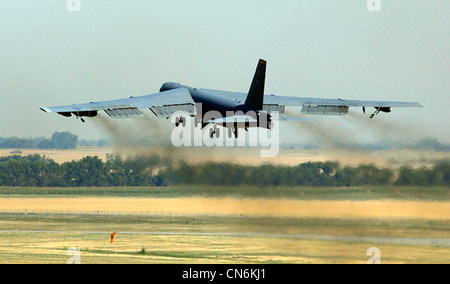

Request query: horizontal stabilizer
[
  {"left": 206, "top": 115, "right": 258, "bottom": 124},
  {"left": 277, "top": 116, "right": 318, "bottom": 122}
]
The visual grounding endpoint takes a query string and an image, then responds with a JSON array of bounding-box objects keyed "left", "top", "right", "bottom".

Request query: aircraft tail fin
[{"left": 245, "top": 59, "right": 266, "bottom": 111}]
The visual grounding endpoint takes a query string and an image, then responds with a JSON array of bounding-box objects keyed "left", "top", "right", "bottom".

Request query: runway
[{"left": 0, "top": 230, "right": 448, "bottom": 248}]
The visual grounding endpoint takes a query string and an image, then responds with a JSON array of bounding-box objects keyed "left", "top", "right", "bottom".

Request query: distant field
[
  {"left": 0, "top": 197, "right": 448, "bottom": 220},
  {"left": 0, "top": 214, "right": 448, "bottom": 264},
  {"left": 0, "top": 185, "right": 448, "bottom": 264},
  {"left": 1, "top": 147, "right": 449, "bottom": 168},
  {"left": 0, "top": 186, "right": 448, "bottom": 201},
  {"left": 0, "top": 186, "right": 448, "bottom": 219}
]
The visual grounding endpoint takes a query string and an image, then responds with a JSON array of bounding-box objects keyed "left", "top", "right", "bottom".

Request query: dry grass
[
  {"left": 0, "top": 214, "right": 448, "bottom": 264},
  {"left": 1, "top": 147, "right": 448, "bottom": 168},
  {"left": 1, "top": 232, "right": 448, "bottom": 264}
]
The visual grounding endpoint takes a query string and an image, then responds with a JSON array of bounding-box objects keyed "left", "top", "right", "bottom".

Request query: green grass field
[
  {"left": 0, "top": 185, "right": 448, "bottom": 200},
  {"left": 0, "top": 186, "right": 448, "bottom": 264}
]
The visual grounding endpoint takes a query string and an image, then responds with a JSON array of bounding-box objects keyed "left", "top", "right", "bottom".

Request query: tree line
[
  {"left": 1, "top": 132, "right": 448, "bottom": 152},
  {"left": 0, "top": 132, "right": 78, "bottom": 149},
  {"left": 0, "top": 132, "right": 110, "bottom": 149},
  {"left": 0, "top": 154, "right": 448, "bottom": 187}
]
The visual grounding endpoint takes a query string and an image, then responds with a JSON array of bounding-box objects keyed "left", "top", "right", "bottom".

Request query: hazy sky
[{"left": 0, "top": 1, "right": 448, "bottom": 142}]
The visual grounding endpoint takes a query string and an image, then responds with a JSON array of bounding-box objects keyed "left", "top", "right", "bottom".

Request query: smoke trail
[
  {"left": 92, "top": 112, "right": 192, "bottom": 163},
  {"left": 91, "top": 112, "right": 256, "bottom": 166},
  {"left": 346, "top": 111, "right": 430, "bottom": 144},
  {"left": 285, "top": 107, "right": 435, "bottom": 150},
  {"left": 284, "top": 110, "right": 359, "bottom": 150}
]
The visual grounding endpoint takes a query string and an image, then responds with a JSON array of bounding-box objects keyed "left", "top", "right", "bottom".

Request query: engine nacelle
[
  {"left": 57, "top": 111, "right": 98, "bottom": 118},
  {"left": 378, "top": 107, "right": 391, "bottom": 113}
]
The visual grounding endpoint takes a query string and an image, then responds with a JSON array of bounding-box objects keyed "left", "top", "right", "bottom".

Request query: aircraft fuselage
[{"left": 160, "top": 82, "right": 252, "bottom": 118}]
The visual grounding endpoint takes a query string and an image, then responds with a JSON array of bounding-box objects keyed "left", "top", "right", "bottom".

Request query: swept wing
[
  {"left": 40, "top": 88, "right": 195, "bottom": 120},
  {"left": 203, "top": 89, "right": 423, "bottom": 116}
]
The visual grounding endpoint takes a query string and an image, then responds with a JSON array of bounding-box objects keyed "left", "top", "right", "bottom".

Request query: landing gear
[
  {"left": 228, "top": 128, "right": 239, "bottom": 138},
  {"left": 175, "top": 116, "right": 187, "bottom": 127},
  {"left": 208, "top": 127, "right": 241, "bottom": 139},
  {"left": 208, "top": 126, "right": 240, "bottom": 139},
  {"left": 194, "top": 118, "right": 202, "bottom": 128},
  {"left": 209, "top": 126, "right": 220, "bottom": 138},
  {"left": 369, "top": 107, "right": 392, "bottom": 119},
  {"left": 75, "top": 115, "right": 85, "bottom": 123},
  {"left": 370, "top": 108, "right": 381, "bottom": 119}
]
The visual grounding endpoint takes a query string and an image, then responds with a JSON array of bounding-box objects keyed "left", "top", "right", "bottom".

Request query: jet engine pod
[
  {"left": 57, "top": 112, "right": 72, "bottom": 118},
  {"left": 56, "top": 110, "right": 97, "bottom": 123},
  {"left": 74, "top": 111, "right": 98, "bottom": 118}
]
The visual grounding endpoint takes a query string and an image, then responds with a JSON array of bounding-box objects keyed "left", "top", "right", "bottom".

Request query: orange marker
[{"left": 110, "top": 231, "right": 117, "bottom": 243}]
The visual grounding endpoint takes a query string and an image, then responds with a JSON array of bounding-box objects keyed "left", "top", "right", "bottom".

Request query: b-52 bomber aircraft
[{"left": 40, "top": 59, "right": 423, "bottom": 138}]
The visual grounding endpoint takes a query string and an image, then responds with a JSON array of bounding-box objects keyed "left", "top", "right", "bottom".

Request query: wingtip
[
  {"left": 40, "top": 107, "right": 52, "bottom": 113},
  {"left": 411, "top": 102, "right": 424, "bottom": 108}
]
